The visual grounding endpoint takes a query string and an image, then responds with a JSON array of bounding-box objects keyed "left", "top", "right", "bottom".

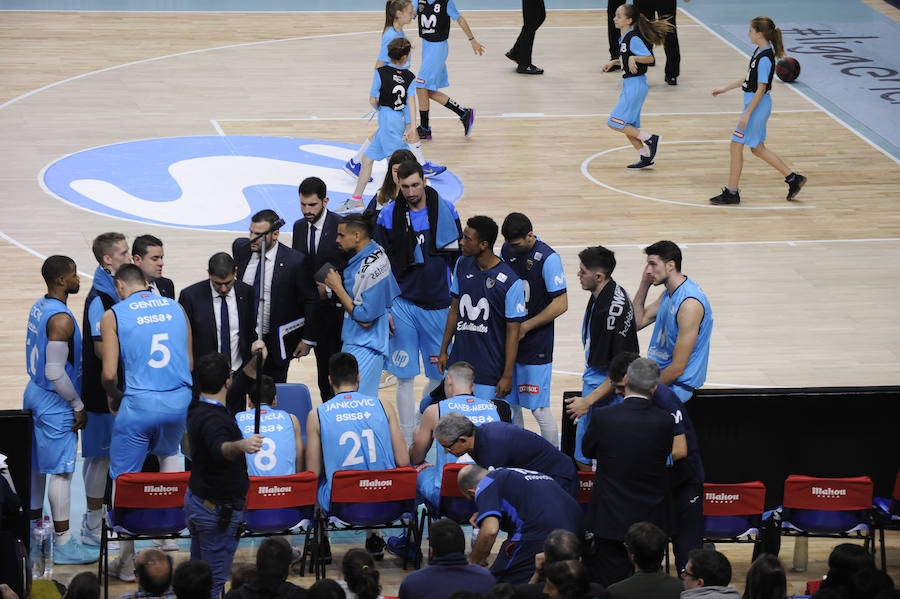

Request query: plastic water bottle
[
  {"left": 470, "top": 526, "right": 479, "bottom": 552},
  {"left": 31, "top": 516, "right": 53, "bottom": 579},
  {"left": 42, "top": 515, "right": 54, "bottom": 579}
]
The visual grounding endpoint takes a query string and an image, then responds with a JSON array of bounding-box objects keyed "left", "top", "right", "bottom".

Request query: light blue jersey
[
  {"left": 434, "top": 395, "right": 498, "bottom": 474},
  {"left": 647, "top": 278, "right": 713, "bottom": 399},
  {"left": 111, "top": 290, "right": 192, "bottom": 395},
  {"left": 26, "top": 297, "right": 82, "bottom": 394},
  {"left": 317, "top": 391, "right": 397, "bottom": 509},
  {"left": 237, "top": 407, "right": 297, "bottom": 476},
  {"left": 341, "top": 240, "right": 401, "bottom": 357},
  {"left": 378, "top": 26, "right": 410, "bottom": 68}
]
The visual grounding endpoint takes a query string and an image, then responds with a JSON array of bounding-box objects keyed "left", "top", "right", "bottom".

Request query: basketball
[{"left": 776, "top": 56, "right": 801, "bottom": 82}]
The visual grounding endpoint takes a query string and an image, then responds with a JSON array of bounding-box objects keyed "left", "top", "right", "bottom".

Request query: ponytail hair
[
  {"left": 384, "top": 0, "right": 412, "bottom": 33},
  {"left": 342, "top": 548, "right": 381, "bottom": 599},
  {"left": 751, "top": 16, "right": 784, "bottom": 58},
  {"left": 621, "top": 4, "right": 674, "bottom": 47}
]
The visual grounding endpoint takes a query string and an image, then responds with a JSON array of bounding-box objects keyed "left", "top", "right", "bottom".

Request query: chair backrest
[
  {"left": 244, "top": 472, "right": 318, "bottom": 533},
  {"left": 275, "top": 383, "right": 313, "bottom": 444},
  {"left": 578, "top": 471, "right": 594, "bottom": 505},
  {"left": 703, "top": 481, "right": 766, "bottom": 517},
  {"left": 439, "top": 463, "right": 467, "bottom": 498},
  {"left": 329, "top": 467, "right": 418, "bottom": 527},
  {"left": 783, "top": 475, "right": 873, "bottom": 512},
  {"left": 111, "top": 472, "right": 190, "bottom": 535},
  {"left": 439, "top": 462, "right": 476, "bottom": 523}
]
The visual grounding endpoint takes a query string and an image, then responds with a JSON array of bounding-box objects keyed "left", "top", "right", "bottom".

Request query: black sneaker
[
  {"left": 416, "top": 125, "right": 432, "bottom": 140},
  {"left": 516, "top": 64, "right": 544, "bottom": 75},
  {"left": 461, "top": 108, "right": 475, "bottom": 137},
  {"left": 666, "top": 76, "right": 677, "bottom": 85},
  {"left": 627, "top": 156, "right": 654, "bottom": 169},
  {"left": 365, "top": 534, "right": 386, "bottom": 561},
  {"left": 710, "top": 188, "right": 741, "bottom": 205},
  {"left": 645, "top": 134, "right": 660, "bottom": 161},
  {"left": 786, "top": 173, "right": 807, "bottom": 200},
  {"left": 504, "top": 50, "right": 519, "bottom": 64}
]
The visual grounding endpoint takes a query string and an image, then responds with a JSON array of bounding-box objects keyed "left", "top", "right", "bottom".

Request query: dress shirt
[
  {"left": 241, "top": 244, "right": 277, "bottom": 334},
  {"left": 308, "top": 210, "right": 327, "bottom": 255},
  {"left": 210, "top": 281, "right": 242, "bottom": 369},
  {"left": 149, "top": 280, "right": 160, "bottom": 296}
]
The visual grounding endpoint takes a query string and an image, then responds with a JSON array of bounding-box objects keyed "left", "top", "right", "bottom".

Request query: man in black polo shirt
[{"left": 185, "top": 349, "right": 264, "bottom": 599}]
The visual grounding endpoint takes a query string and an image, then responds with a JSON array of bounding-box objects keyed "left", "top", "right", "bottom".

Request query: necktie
[
  {"left": 219, "top": 294, "right": 231, "bottom": 363},
  {"left": 309, "top": 224, "right": 317, "bottom": 261},
  {"left": 252, "top": 256, "right": 262, "bottom": 304}
]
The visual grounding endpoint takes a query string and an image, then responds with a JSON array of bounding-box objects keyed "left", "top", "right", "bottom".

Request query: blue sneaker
[
  {"left": 386, "top": 532, "right": 422, "bottom": 563},
  {"left": 416, "top": 125, "right": 432, "bottom": 140},
  {"left": 461, "top": 108, "right": 475, "bottom": 136},
  {"left": 343, "top": 158, "right": 373, "bottom": 182},
  {"left": 422, "top": 161, "right": 447, "bottom": 177},
  {"left": 54, "top": 535, "right": 100, "bottom": 565}
]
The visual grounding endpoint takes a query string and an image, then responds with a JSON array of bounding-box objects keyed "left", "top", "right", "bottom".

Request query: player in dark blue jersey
[
  {"left": 500, "top": 213, "right": 568, "bottom": 444},
  {"left": 439, "top": 216, "right": 526, "bottom": 402},
  {"left": 25, "top": 255, "right": 99, "bottom": 564},
  {"left": 601, "top": 4, "right": 672, "bottom": 169},
  {"left": 710, "top": 16, "right": 806, "bottom": 205},
  {"left": 458, "top": 465, "right": 582, "bottom": 584},
  {"left": 375, "top": 160, "right": 462, "bottom": 443}
]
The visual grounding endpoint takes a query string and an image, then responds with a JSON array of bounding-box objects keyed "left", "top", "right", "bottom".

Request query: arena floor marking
[
  {"left": 581, "top": 141, "right": 817, "bottom": 211},
  {"left": 551, "top": 238, "right": 900, "bottom": 250},
  {"left": 549, "top": 368, "right": 773, "bottom": 389}
]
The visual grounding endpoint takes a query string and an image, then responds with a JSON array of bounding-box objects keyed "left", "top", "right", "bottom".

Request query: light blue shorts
[
  {"left": 418, "top": 40, "right": 450, "bottom": 91},
  {"left": 108, "top": 387, "right": 191, "bottom": 479},
  {"left": 732, "top": 92, "right": 771, "bottom": 148},
  {"left": 387, "top": 297, "right": 448, "bottom": 379},
  {"left": 24, "top": 383, "right": 76, "bottom": 474},
  {"left": 608, "top": 75, "right": 648, "bottom": 130},
  {"left": 366, "top": 109, "right": 410, "bottom": 162},
  {"left": 416, "top": 463, "right": 441, "bottom": 509},
  {"left": 344, "top": 344, "right": 384, "bottom": 399},
  {"left": 473, "top": 383, "right": 497, "bottom": 401},
  {"left": 81, "top": 412, "right": 115, "bottom": 458},
  {"left": 508, "top": 363, "right": 552, "bottom": 409},
  {"left": 574, "top": 367, "right": 608, "bottom": 465}
]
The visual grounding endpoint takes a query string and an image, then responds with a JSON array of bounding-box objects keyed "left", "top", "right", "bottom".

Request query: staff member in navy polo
[
  {"left": 434, "top": 414, "right": 578, "bottom": 498},
  {"left": 185, "top": 349, "right": 264, "bottom": 599}
]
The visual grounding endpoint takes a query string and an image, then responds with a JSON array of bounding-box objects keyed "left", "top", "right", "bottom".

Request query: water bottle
[
  {"left": 31, "top": 516, "right": 52, "bottom": 579},
  {"left": 470, "top": 526, "right": 479, "bottom": 552},
  {"left": 42, "top": 515, "right": 54, "bottom": 579}
]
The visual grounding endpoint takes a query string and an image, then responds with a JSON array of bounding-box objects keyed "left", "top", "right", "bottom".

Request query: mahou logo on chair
[
  {"left": 144, "top": 485, "right": 180, "bottom": 495},
  {"left": 359, "top": 479, "right": 393, "bottom": 490},
  {"left": 258, "top": 485, "right": 292, "bottom": 497},
  {"left": 705, "top": 492, "right": 740, "bottom": 504}
]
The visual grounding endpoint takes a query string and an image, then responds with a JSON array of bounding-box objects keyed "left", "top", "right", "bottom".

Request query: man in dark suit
[
  {"left": 132, "top": 234, "right": 175, "bottom": 299},
  {"left": 233, "top": 209, "right": 310, "bottom": 383},
  {"left": 290, "top": 177, "right": 346, "bottom": 401},
  {"left": 179, "top": 252, "right": 257, "bottom": 413},
  {"left": 581, "top": 357, "right": 675, "bottom": 588}
]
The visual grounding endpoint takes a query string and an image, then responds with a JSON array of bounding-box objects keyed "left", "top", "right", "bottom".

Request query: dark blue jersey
[
  {"left": 81, "top": 266, "right": 120, "bottom": 413},
  {"left": 619, "top": 29, "right": 651, "bottom": 78},
  {"left": 500, "top": 239, "right": 566, "bottom": 364},
  {"left": 471, "top": 421, "right": 579, "bottom": 497},
  {"left": 742, "top": 46, "right": 775, "bottom": 94},
  {"left": 474, "top": 468, "right": 582, "bottom": 542},
  {"left": 417, "top": 0, "right": 458, "bottom": 42}
]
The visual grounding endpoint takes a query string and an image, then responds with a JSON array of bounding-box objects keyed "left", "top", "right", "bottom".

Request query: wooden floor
[{"left": 2, "top": 6, "right": 900, "bottom": 593}]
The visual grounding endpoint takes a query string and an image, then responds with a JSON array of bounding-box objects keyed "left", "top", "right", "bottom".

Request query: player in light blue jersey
[
  {"left": 500, "top": 213, "right": 568, "bottom": 444},
  {"left": 323, "top": 214, "right": 401, "bottom": 398},
  {"left": 235, "top": 374, "right": 303, "bottom": 476},
  {"left": 306, "top": 352, "right": 408, "bottom": 558},
  {"left": 439, "top": 216, "right": 526, "bottom": 403},
  {"left": 24, "top": 255, "right": 98, "bottom": 564},
  {"left": 635, "top": 241, "right": 713, "bottom": 402}
]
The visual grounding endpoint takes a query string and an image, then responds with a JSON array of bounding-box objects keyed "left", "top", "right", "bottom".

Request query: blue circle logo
[{"left": 41, "top": 136, "right": 463, "bottom": 231}]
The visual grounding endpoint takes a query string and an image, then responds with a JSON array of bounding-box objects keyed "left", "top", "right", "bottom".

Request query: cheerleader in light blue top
[
  {"left": 602, "top": 4, "right": 672, "bottom": 169},
  {"left": 709, "top": 16, "right": 807, "bottom": 205}
]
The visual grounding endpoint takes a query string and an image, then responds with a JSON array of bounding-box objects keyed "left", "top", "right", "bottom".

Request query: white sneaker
[
  {"left": 80, "top": 514, "right": 101, "bottom": 547},
  {"left": 153, "top": 538, "right": 180, "bottom": 551},
  {"left": 107, "top": 554, "right": 136, "bottom": 582},
  {"left": 379, "top": 372, "right": 397, "bottom": 389},
  {"left": 335, "top": 196, "right": 365, "bottom": 214}
]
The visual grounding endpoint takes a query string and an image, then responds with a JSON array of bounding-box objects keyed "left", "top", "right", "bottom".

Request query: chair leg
[{"left": 879, "top": 524, "right": 886, "bottom": 571}]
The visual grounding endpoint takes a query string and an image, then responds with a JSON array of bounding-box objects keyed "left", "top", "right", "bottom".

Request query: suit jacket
[
  {"left": 291, "top": 211, "right": 347, "bottom": 344},
  {"left": 179, "top": 279, "right": 256, "bottom": 367},
  {"left": 152, "top": 276, "right": 175, "bottom": 299},
  {"left": 582, "top": 396, "right": 675, "bottom": 541},
  {"left": 232, "top": 239, "right": 310, "bottom": 358}
]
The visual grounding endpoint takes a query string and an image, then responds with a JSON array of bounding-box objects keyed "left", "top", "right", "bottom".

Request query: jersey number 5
[
  {"left": 339, "top": 429, "right": 377, "bottom": 467},
  {"left": 148, "top": 333, "right": 171, "bottom": 369}
]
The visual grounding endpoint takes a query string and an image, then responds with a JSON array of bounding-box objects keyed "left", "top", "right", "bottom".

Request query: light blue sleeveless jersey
[
  {"left": 237, "top": 407, "right": 297, "bottom": 476},
  {"left": 26, "top": 297, "right": 82, "bottom": 394},
  {"left": 433, "top": 395, "right": 500, "bottom": 489}
]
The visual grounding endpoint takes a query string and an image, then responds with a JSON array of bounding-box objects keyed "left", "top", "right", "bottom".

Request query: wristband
[{"left": 468, "top": 37, "right": 474, "bottom": 41}]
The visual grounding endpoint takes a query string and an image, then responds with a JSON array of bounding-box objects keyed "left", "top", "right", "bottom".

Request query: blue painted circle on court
[{"left": 41, "top": 136, "right": 463, "bottom": 231}]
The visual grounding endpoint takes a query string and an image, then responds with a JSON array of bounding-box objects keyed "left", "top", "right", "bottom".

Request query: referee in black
[{"left": 184, "top": 347, "right": 264, "bottom": 599}]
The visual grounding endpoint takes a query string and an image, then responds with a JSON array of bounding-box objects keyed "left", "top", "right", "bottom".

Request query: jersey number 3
[{"left": 340, "top": 429, "right": 377, "bottom": 467}]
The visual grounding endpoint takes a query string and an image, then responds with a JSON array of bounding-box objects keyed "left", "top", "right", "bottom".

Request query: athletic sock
[
  {"left": 352, "top": 138, "right": 370, "bottom": 163},
  {"left": 419, "top": 110, "right": 430, "bottom": 129},
  {"left": 639, "top": 147, "right": 650, "bottom": 157},
  {"left": 410, "top": 142, "right": 426, "bottom": 165},
  {"left": 726, "top": 187, "right": 738, "bottom": 193},
  {"left": 86, "top": 508, "right": 102, "bottom": 530},
  {"left": 637, "top": 131, "right": 651, "bottom": 142},
  {"left": 54, "top": 529, "right": 72, "bottom": 545},
  {"left": 444, "top": 97, "right": 466, "bottom": 118}
]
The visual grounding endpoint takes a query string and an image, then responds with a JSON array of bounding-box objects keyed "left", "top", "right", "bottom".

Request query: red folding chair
[
  {"left": 874, "top": 469, "right": 900, "bottom": 570},
  {"left": 578, "top": 470, "right": 594, "bottom": 513},
  {"left": 702, "top": 481, "right": 767, "bottom": 552},
  {"left": 100, "top": 472, "right": 190, "bottom": 599},
  {"left": 781, "top": 475, "right": 875, "bottom": 556},
  {"left": 244, "top": 472, "right": 318, "bottom": 577},
  {"left": 318, "top": 467, "right": 421, "bottom": 577}
]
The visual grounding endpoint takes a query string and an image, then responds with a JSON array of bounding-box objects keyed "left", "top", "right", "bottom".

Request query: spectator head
[
  {"left": 434, "top": 412, "right": 477, "bottom": 458},
  {"left": 134, "top": 548, "right": 173, "bottom": 596},
  {"left": 255, "top": 537, "right": 293, "bottom": 589},
  {"left": 743, "top": 554, "right": 786, "bottom": 599},
  {"left": 483, "top": 584, "right": 515, "bottom": 599},
  {"left": 64, "top": 571, "right": 99, "bottom": 599},
  {"left": 429, "top": 518, "right": 466, "bottom": 559},
  {"left": 172, "top": 560, "right": 213, "bottom": 599},
  {"left": 196, "top": 352, "right": 231, "bottom": 395},
  {"left": 457, "top": 465, "right": 490, "bottom": 500},
  {"left": 328, "top": 352, "right": 360, "bottom": 394},
  {"left": 624, "top": 357, "right": 660, "bottom": 399},
  {"left": 229, "top": 563, "right": 256, "bottom": 591},
  {"left": 683, "top": 549, "right": 732, "bottom": 590},
  {"left": 543, "top": 529, "right": 582, "bottom": 565},
  {"left": 444, "top": 362, "right": 476, "bottom": 397},
  {"left": 341, "top": 548, "right": 381, "bottom": 599},
  {"left": 543, "top": 560, "right": 590, "bottom": 599},
  {"left": 821, "top": 543, "right": 876, "bottom": 590},
  {"left": 624, "top": 521, "right": 668, "bottom": 573},
  {"left": 307, "top": 579, "right": 346, "bottom": 599},
  {"left": 247, "top": 375, "right": 277, "bottom": 408}
]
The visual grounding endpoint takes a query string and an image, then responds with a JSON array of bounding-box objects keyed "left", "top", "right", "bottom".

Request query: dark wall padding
[{"left": 0, "top": 410, "right": 32, "bottom": 545}]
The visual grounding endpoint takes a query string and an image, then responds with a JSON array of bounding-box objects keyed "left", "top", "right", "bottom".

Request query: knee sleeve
[
  {"left": 511, "top": 405, "right": 525, "bottom": 428},
  {"left": 48, "top": 473, "right": 72, "bottom": 523},
  {"left": 532, "top": 407, "right": 559, "bottom": 447},
  {"left": 158, "top": 455, "right": 183, "bottom": 473},
  {"left": 82, "top": 456, "right": 109, "bottom": 498},
  {"left": 396, "top": 378, "right": 416, "bottom": 444},
  {"left": 31, "top": 472, "right": 46, "bottom": 512}
]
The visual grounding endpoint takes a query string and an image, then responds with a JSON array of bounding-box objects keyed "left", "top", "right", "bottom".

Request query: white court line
[
  {"left": 210, "top": 119, "right": 225, "bottom": 136},
  {"left": 581, "top": 141, "right": 816, "bottom": 210},
  {"left": 0, "top": 232, "right": 94, "bottom": 279},
  {"left": 680, "top": 7, "right": 900, "bottom": 166},
  {"left": 551, "top": 237, "right": 900, "bottom": 249},
  {"left": 550, "top": 369, "right": 773, "bottom": 389}
]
